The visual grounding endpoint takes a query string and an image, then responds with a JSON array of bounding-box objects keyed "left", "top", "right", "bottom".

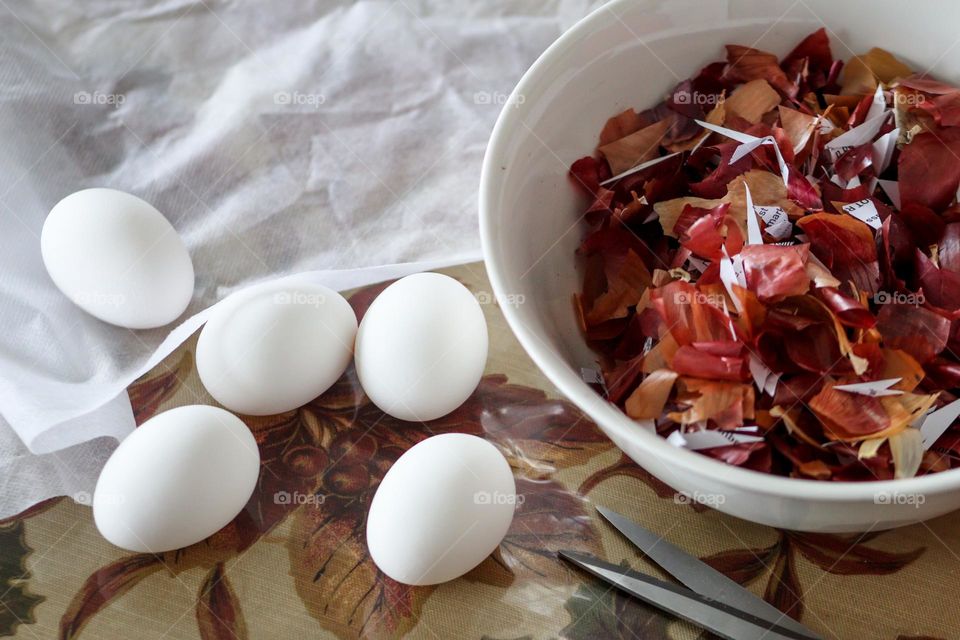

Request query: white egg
[
  {"left": 197, "top": 281, "right": 357, "bottom": 415},
  {"left": 355, "top": 273, "right": 488, "bottom": 421},
  {"left": 40, "top": 188, "right": 194, "bottom": 329},
  {"left": 93, "top": 405, "right": 259, "bottom": 552},
  {"left": 366, "top": 433, "right": 516, "bottom": 585}
]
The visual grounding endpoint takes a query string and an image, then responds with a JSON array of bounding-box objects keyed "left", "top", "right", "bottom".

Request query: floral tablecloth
[{"left": 1, "top": 264, "right": 957, "bottom": 640}]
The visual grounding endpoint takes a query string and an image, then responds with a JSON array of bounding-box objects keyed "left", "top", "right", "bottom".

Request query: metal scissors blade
[
  {"left": 596, "top": 505, "right": 821, "bottom": 640},
  {"left": 560, "top": 550, "right": 811, "bottom": 640}
]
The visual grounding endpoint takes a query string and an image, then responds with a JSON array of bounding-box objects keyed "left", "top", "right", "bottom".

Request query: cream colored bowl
[{"left": 479, "top": 0, "right": 960, "bottom": 531}]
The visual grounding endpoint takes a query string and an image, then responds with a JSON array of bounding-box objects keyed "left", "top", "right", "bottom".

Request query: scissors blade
[
  {"left": 596, "top": 506, "right": 821, "bottom": 640},
  {"left": 559, "top": 551, "right": 809, "bottom": 640}
]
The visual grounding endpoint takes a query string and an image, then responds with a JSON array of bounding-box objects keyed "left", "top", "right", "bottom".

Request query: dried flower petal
[
  {"left": 875, "top": 302, "right": 950, "bottom": 363},
  {"left": 599, "top": 108, "right": 648, "bottom": 146},
  {"left": 586, "top": 249, "right": 652, "bottom": 325},
  {"left": 723, "top": 79, "right": 782, "bottom": 124},
  {"left": 598, "top": 119, "right": 672, "bottom": 175},
  {"left": 740, "top": 244, "right": 811, "bottom": 302},
  {"left": 840, "top": 48, "right": 912, "bottom": 95},
  {"left": 570, "top": 28, "right": 960, "bottom": 480},
  {"left": 796, "top": 212, "right": 880, "bottom": 293},
  {"left": 898, "top": 127, "right": 960, "bottom": 212},
  {"left": 625, "top": 369, "right": 678, "bottom": 420}
]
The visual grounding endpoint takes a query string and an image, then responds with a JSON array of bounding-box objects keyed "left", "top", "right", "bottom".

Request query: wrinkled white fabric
[{"left": 0, "top": 0, "right": 610, "bottom": 515}]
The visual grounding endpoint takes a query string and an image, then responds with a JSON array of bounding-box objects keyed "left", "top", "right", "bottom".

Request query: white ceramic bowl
[{"left": 480, "top": 0, "right": 960, "bottom": 531}]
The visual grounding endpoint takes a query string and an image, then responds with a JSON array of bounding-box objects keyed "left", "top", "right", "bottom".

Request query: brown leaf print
[
  {"left": 468, "top": 478, "right": 602, "bottom": 587},
  {"left": 789, "top": 532, "right": 925, "bottom": 575},
  {"left": 0, "top": 519, "right": 45, "bottom": 636},
  {"left": 197, "top": 562, "right": 248, "bottom": 640},
  {"left": 288, "top": 502, "right": 428, "bottom": 639},
  {"left": 284, "top": 372, "right": 607, "bottom": 638},
  {"left": 59, "top": 510, "right": 260, "bottom": 639},
  {"left": 701, "top": 530, "right": 926, "bottom": 625},
  {"left": 561, "top": 573, "right": 674, "bottom": 639},
  {"left": 127, "top": 349, "right": 192, "bottom": 424},
  {"left": 0, "top": 497, "right": 62, "bottom": 525},
  {"left": 59, "top": 280, "right": 611, "bottom": 640},
  {"left": 579, "top": 452, "right": 710, "bottom": 512},
  {"left": 440, "top": 375, "right": 613, "bottom": 478},
  {"left": 59, "top": 554, "right": 166, "bottom": 640},
  {"left": 700, "top": 542, "right": 780, "bottom": 585},
  {"left": 765, "top": 543, "right": 803, "bottom": 619}
]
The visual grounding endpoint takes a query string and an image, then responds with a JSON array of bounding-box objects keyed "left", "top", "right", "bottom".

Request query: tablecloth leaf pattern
[
  {"left": 1, "top": 265, "right": 956, "bottom": 639},
  {"left": 0, "top": 520, "right": 43, "bottom": 636},
  {"left": 196, "top": 563, "right": 247, "bottom": 640}
]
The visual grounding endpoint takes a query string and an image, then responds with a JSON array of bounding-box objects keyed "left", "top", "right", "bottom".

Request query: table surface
[{"left": 1, "top": 263, "right": 957, "bottom": 640}]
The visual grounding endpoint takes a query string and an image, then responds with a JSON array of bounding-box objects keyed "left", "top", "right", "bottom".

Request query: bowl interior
[{"left": 481, "top": 0, "right": 960, "bottom": 503}]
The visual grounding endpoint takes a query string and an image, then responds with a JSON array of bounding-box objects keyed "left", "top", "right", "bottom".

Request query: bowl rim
[{"left": 478, "top": 0, "right": 960, "bottom": 502}]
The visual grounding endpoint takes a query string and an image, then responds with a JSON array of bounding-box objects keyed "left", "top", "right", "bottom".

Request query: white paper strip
[
  {"left": 642, "top": 336, "right": 654, "bottom": 357},
  {"left": 600, "top": 151, "right": 683, "bottom": 186},
  {"left": 719, "top": 248, "right": 746, "bottom": 313},
  {"left": 824, "top": 112, "right": 889, "bottom": 162},
  {"left": 667, "top": 429, "right": 765, "bottom": 450},
  {"left": 743, "top": 183, "right": 764, "bottom": 245},
  {"left": 878, "top": 179, "right": 901, "bottom": 209},
  {"left": 791, "top": 119, "right": 817, "bottom": 155},
  {"left": 841, "top": 199, "right": 882, "bottom": 230},
  {"left": 766, "top": 219, "right": 793, "bottom": 240},
  {"left": 756, "top": 205, "right": 786, "bottom": 224},
  {"left": 834, "top": 378, "right": 903, "bottom": 397},
  {"left": 580, "top": 367, "right": 604, "bottom": 385},
  {"left": 695, "top": 119, "right": 757, "bottom": 144},
  {"left": 720, "top": 299, "right": 737, "bottom": 340},
  {"left": 872, "top": 128, "right": 899, "bottom": 175},
  {"left": 756, "top": 204, "right": 792, "bottom": 240},
  {"left": 729, "top": 136, "right": 767, "bottom": 163},
  {"left": 866, "top": 84, "right": 888, "bottom": 122},
  {"left": 696, "top": 120, "right": 789, "bottom": 187},
  {"left": 763, "top": 368, "right": 779, "bottom": 397},
  {"left": 686, "top": 256, "right": 710, "bottom": 273},
  {"left": 918, "top": 398, "right": 960, "bottom": 449},
  {"left": 749, "top": 354, "right": 779, "bottom": 396}
]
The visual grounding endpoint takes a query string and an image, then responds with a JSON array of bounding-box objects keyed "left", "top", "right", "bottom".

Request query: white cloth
[{"left": 0, "top": 0, "right": 605, "bottom": 516}]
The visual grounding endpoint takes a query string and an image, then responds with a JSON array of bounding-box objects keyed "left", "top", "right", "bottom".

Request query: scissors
[{"left": 560, "top": 506, "right": 822, "bottom": 640}]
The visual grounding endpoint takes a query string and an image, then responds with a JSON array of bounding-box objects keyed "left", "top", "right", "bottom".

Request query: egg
[
  {"left": 355, "top": 273, "right": 488, "bottom": 421},
  {"left": 197, "top": 281, "right": 357, "bottom": 415},
  {"left": 40, "top": 188, "right": 194, "bottom": 329},
  {"left": 366, "top": 433, "right": 516, "bottom": 585},
  {"left": 93, "top": 405, "right": 259, "bottom": 552}
]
